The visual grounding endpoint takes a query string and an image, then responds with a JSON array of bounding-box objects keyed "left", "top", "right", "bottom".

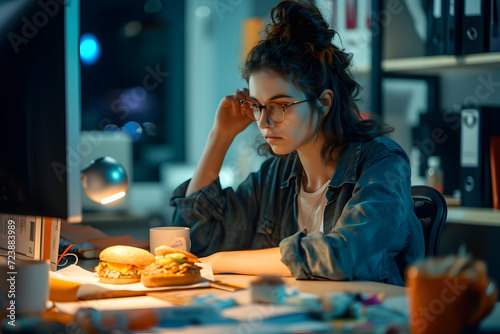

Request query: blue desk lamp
[{"left": 80, "top": 156, "right": 128, "bottom": 205}]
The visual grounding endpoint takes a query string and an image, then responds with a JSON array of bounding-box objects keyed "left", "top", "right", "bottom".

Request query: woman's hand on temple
[
  {"left": 184, "top": 88, "right": 250, "bottom": 196},
  {"left": 212, "top": 88, "right": 253, "bottom": 139}
]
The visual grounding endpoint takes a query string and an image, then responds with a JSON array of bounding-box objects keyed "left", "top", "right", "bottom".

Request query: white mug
[
  {"left": 150, "top": 227, "right": 191, "bottom": 254},
  {"left": 0, "top": 257, "right": 49, "bottom": 317}
]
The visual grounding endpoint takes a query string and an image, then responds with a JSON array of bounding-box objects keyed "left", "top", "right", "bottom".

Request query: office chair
[{"left": 411, "top": 185, "right": 448, "bottom": 257}]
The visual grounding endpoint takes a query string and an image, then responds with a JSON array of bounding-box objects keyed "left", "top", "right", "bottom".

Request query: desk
[
  {"left": 215, "top": 274, "right": 405, "bottom": 298},
  {"left": 47, "top": 272, "right": 408, "bottom": 333},
  {"left": 46, "top": 272, "right": 500, "bottom": 334},
  {"left": 74, "top": 259, "right": 403, "bottom": 298},
  {"left": 59, "top": 259, "right": 406, "bottom": 302}
]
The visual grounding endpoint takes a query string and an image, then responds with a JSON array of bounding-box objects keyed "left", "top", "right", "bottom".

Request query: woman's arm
[
  {"left": 185, "top": 88, "right": 252, "bottom": 197},
  {"left": 199, "top": 247, "right": 292, "bottom": 277},
  {"left": 185, "top": 129, "right": 233, "bottom": 197}
]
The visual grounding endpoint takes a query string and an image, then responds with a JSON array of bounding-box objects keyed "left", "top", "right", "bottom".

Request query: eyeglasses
[{"left": 240, "top": 98, "right": 314, "bottom": 123}]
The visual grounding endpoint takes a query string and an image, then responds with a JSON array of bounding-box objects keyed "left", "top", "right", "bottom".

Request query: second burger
[{"left": 141, "top": 246, "right": 202, "bottom": 287}]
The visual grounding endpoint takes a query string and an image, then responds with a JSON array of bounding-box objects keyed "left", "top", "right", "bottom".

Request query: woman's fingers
[
  {"left": 233, "top": 88, "right": 249, "bottom": 100},
  {"left": 230, "top": 88, "right": 250, "bottom": 115}
]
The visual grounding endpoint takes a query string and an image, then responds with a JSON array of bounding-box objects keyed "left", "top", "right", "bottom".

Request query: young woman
[{"left": 170, "top": 0, "right": 424, "bottom": 286}]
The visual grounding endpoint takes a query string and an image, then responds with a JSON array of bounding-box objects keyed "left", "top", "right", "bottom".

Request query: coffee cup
[
  {"left": 0, "top": 258, "right": 50, "bottom": 318},
  {"left": 406, "top": 258, "right": 497, "bottom": 334},
  {"left": 149, "top": 227, "right": 190, "bottom": 254}
]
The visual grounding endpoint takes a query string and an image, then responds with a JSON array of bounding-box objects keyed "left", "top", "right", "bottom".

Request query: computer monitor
[{"left": 0, "top": 0, "right": 82, "bottom": 223}]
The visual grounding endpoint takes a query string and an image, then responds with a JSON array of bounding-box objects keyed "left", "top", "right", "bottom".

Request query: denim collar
[{"left": 280, "top": 141, "right": 362, "bottom": 190}]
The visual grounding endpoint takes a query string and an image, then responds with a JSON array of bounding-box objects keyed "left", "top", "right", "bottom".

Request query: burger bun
[
  {"left": 99, "top": 245, "right": 154, "bottom": 266},
  {"left": 154, "top": 246, "right": 198, "bottom": 262},
  {"left": 98, "top": 276, "right": 141, "bottom": 285},
  {"left": 141, "top": 270, "right": 202, "bottom": 288}
]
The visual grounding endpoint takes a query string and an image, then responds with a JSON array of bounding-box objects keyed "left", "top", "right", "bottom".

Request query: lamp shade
[{"left": 80, "top": 156, "right": 128, "bottom": 205}]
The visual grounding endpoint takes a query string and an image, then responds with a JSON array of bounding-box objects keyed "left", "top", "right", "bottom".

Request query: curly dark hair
[{"left": 242, "top": 0, "right": 393, "bottom": 165}]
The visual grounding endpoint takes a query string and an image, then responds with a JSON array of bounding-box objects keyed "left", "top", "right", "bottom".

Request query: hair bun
[{"left": 266, "top": 0, "right": 335, "bottom": 49}]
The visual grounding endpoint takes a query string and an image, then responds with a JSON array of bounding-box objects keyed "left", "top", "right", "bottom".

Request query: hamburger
[
  {"left": 141, "top": 246, "right": 202, "bottom": 287},
  {"left": 95, "top": 245, "right": 155, "bottom": 284}
]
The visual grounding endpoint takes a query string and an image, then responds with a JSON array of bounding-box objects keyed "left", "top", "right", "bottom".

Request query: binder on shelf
[
  {"left": 445, "top": 0, "right": 462, "bottom": 55},
  {"left": 427, "top": 0, "right": 447, "bottom": 55},
  {"left": 491, "top": 0, "right": 500, "bottom": 52},
  {"left": 460, "top": 106, "right": 500, "bottom": 208},
  {"left": 346, "top": 0, "right": 357, "bottom": 29},
  {"left": 460, "top": 0, "right": 490, "bottom": 54}
]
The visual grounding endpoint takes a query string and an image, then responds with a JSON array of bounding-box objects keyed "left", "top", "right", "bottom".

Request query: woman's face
[{"left": 248, "top": 70, "right": 320, "bottom": 155}]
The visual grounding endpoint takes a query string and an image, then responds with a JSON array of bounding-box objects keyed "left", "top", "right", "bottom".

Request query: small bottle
[
  {"left": 410, "top": 147, "right": 426, "bottom": 186},
  {"left": 426, "top": 156, "right": 443, "bottom": 194}
]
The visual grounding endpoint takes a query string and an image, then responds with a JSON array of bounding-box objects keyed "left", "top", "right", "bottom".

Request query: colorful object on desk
[
  {"left": 74, "top": 304, "right": 232, "bottom": 332},
  {"left": 49, "top": 278, "right": 81, "bottom": 302},
  {"left": 357, "top": 292, "right": 384, "bottom": 306},
  {"left": 330, "top": 316, "right": 372, "bottom": 332},
  {"left": 193, "top": 293, "right": 239, "bottom": 309},
  {"left": 321, "top": 293, "right": 356, "bottom": 319},
  {"left": 320, "top": 292, "right": 371, "bottom": 321},
  {"left": 285, "top": 291, "right": 322, "bottom": 311},
  {"left": 250, "top": 274, "right": 286, "bottom": 304},
  {"left": 406, "top": 250, "right": 498, "bottom": 334},
  {"left": 1, "top": 315, "right": 69, "bottom": 334}
]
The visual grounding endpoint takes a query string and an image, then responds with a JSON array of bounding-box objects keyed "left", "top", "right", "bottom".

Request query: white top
[{"left": 297, "top": 180, "right": 330, "bottom": 234}]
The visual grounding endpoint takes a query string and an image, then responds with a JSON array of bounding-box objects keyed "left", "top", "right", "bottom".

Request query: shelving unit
[
  {"left": 371, "top": 2, "right": 500, "bottom": 115},
  {"left": 382, "top": 52, "right": 500, "bottom": 75},
  {"left": 371, "top": 1, "right": 500, "bottom": 225},
  {"left": 447, "top": 207, "right": 500, "bottom": 226},
  {"left": 383, "top": 53, "right": 500, "bottom": 74}
]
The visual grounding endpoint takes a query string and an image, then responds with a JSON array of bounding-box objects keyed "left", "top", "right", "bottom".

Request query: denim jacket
[{"left": 170, "top": 136, "right": 425, "bottom": 286}]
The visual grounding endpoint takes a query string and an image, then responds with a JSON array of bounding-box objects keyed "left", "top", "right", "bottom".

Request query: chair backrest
[{"left": 411, "top": 185, "right": 448, "bottom": 257}]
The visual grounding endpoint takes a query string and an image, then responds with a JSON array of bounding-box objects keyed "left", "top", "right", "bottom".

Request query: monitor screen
[{"left": 0, "top": 0, "right": 82, "bottom": 222}]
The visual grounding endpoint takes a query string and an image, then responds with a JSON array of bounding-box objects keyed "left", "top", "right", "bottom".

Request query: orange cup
[{"left": 406, "top": 259, "right": 497, "bottom": 334}]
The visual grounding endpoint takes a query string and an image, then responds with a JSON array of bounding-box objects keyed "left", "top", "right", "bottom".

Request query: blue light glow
[
  {"left": 80, "top": 33, "right": 101, "bottom": 65},
  {"left": 122, "top": 121, "right": 143, "bottom": 142},
  {"left": 110, "top": 171, "right": 120, "bottom": 180}
]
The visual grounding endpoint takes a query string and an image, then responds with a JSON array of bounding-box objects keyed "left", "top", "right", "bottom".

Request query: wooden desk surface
[
  {"left": 213, "top": 274, "right": 406, "bottom": 298},
  {"left": 76, "top": 259, "right": 405, "bottom": 298},
  {"left": 45, "top": 268, "right": 500, "bottom": 334}
]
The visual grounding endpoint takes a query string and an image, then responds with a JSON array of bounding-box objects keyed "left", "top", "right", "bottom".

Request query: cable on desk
[
  {"left": 57, "top": 243, "right": 75, "bottom": 265},
  {"left": 58, "top": 253, "right": 79, "bottom": 267}
]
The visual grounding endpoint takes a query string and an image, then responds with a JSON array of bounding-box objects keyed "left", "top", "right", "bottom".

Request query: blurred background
[
  {"left": 78, "top": 0, "right": 500, "bottom": 240},
  {"left": 79, "top": 0, "right": 284, "bottom": 236}
]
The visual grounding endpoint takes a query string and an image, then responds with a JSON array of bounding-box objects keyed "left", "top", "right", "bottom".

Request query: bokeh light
[
  {"left": 122, "top": 121, "right": 143, "bottom": 142},
  {"left": 80, "top": 33, "right": 101, "bottom": 66}
]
